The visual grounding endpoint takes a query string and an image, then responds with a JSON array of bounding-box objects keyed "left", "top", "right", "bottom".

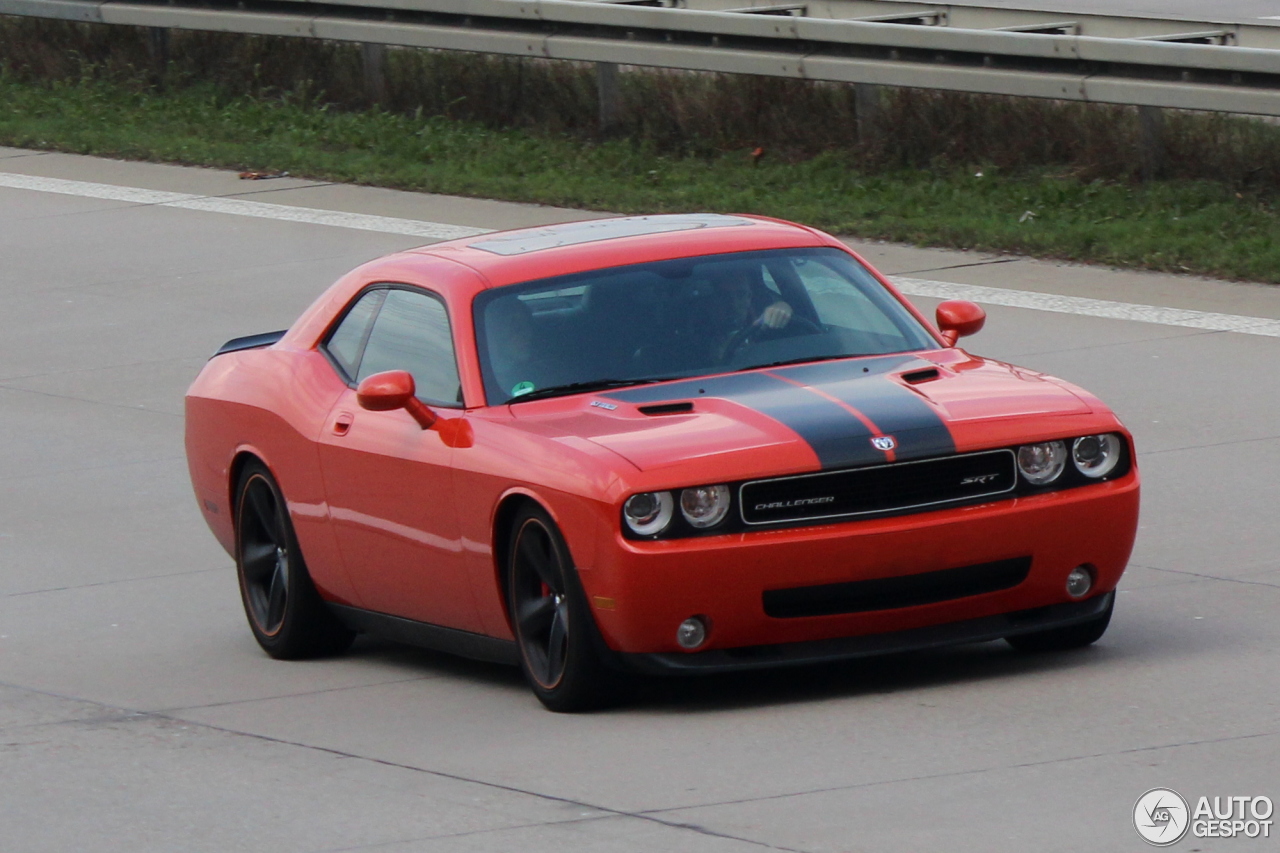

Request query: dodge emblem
[{"left": 871, "top": 436, "right": 896, "bottom": 451}]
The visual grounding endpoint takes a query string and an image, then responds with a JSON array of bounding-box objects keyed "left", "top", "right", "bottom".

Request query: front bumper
[
  {"left": 619, "top": 592, "right": 1112, "bottom": 674},
  {"left": 579, "top": 472, "right": 1139, "bottom": 655}
]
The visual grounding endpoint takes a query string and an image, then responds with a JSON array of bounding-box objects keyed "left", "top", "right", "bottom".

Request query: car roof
[{"left": 405, "top": 214, "right": 837, "bottom": 288}]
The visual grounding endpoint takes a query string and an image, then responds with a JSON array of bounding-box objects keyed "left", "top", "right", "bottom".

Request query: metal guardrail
[{"left": 6, "top": 0, "right": 1280, "bottom": 115}]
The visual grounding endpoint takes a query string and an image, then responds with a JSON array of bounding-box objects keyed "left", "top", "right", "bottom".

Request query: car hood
[{"left": 509, "top": 353, "right": 1097, "bottom": 476}]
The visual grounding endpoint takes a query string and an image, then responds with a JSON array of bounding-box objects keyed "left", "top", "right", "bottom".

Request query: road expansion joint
[
  {"left": 1, "top": 566, "right": 225, "bottom": 599},
  {"left": 1139, "top": 432, "right": 1280, "bottom": 456},
  {"left": 152, "top": 714, "right": 814, "bottom": 852},
  {"left": 887, "top": 257, "right": 1022, "bottom": 276},
  {"left": 0, "top": 672, "right": 816, "bottom": 853},
  {"left": 994, "top": 328, "right": 1215, "bottom": 359},
  {"left": 1127, "top": 563, "right": 1280, "bottom": 592},
  {"left": 635, "top": 728, "right": 1280, "bottom": 818},
  {"left": 299, "top": 815, "right": 629, "bottom": 853},
  {"left": 0, "top": 381, "right": 185, "bottom": 417},
  {"left": 158, "top": 675, "right": 446, "bottom": 715},
  {"left": 0, "top": 454, "right": 188, "bottom": 486},
  {"left": 219, "top": 181, "right": 337, "bottom": 200},
  {"left": 0, "top": 354, "right": 207, "bottom": 385}
]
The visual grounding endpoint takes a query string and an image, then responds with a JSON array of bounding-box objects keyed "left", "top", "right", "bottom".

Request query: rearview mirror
[
  {"left": 935, "top": 300, "right": 986, "bottom": 346},
  {"left": 356, "top": 370, "right": 437, "bottom": 429}
]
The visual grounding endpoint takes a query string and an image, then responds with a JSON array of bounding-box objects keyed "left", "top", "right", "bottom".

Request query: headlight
[
  {"left": 1072, "top": 434, "right": 1122, "bottom": 478},
  {"left": 623, "top": 491, "right": 674, "bottom": 536},
  {"left": 680, "top": 485, "right": 731, "bottom": 529},
  {"left": 1017, "top": 441, "right": 1067, "bottom": 485}
]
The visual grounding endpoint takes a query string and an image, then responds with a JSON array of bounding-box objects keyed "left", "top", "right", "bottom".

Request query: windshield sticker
[{"left": 511, "top": 381, "right": 536, "bottom": 397}]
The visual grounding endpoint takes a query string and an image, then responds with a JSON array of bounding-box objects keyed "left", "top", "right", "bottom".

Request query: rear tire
[
  {"left": 1005, "top": 595, "right": 1114, "bottom": 653},
  {"left": 234, "top": 461, "right": 354, "bottom": 659},
  {"left": 506, "top": 505, "right": 621, "bottom": 712}
]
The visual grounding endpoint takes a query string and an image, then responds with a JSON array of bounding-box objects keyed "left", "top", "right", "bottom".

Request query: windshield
[{"left": 473, "top": 248, "right": 938, "bottom": 405}]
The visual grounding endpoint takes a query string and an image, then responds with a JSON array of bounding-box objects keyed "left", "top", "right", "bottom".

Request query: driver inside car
[
  {"left": 486, "top": 296, "right": 565, "bottom": 399},
  {"left": 702, "top": 264, "right": 794, "bottom": 363}
]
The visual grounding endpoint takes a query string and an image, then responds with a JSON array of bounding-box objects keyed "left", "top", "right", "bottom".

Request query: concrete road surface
[{"left": 1, "top": 147, "right": 1277, "bottom": 853}]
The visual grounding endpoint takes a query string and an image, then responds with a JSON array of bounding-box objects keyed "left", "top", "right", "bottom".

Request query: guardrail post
[
  {"left": 597, "top": 62, "right": 621, "bottom": 134},
  {"left": 856, "top": 83, "right": 881, "bottom": 144},
  {"left": 362, "top": 43, "right": 388, "bottom": 106},
  {"left": 1138, "top": 105, "right": 1165, "bottom": 181},
  {"left": 147, "top": 27, "right": 170, "bottom": 87}
]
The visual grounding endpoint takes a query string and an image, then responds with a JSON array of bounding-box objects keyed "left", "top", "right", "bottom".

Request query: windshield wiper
[
  {"left": 509, "top": 377, "right": 674, "bottom": 403},
  {"left": 735, "top": 353, "right": 854, "bottom": 372}
]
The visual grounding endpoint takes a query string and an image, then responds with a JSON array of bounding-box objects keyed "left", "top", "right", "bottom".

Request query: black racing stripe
[
  {"left": 775, "top": 357, "right": 955, "bottom": 462},
  {"left": 605, "top": 373, "right": 886, "bottom": 469}
]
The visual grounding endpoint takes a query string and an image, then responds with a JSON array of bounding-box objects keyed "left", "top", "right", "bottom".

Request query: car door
[{"left": 315, "top": 285, "right": 481, "bottom": 632}]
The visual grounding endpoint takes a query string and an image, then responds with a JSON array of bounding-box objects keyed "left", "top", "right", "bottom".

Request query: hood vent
[
  {"left": 901, "top": 367, "right": 940, "bottom": 384},
  {"left": 638, "top": 402, "right": 694, "bottom": 416}
]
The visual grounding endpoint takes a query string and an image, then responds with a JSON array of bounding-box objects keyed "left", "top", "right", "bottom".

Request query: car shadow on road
[
  {"left": 341, "top": 634, "right": 528, "bottom": 688},
  {"left": 622, "top": 641, "right": 1124, "bottom": 714},
  {"left": 612, "top": 595, "right": 1220, "bottom": 714},
  {"left": 326, "top": 601, "right": 1205, "bottom": 714}
]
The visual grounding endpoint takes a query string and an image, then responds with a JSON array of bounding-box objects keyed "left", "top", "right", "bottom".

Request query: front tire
[
  {"left": 234, "top": 461, "right": 354, "bottom": 659},
  {"left": 1005, "top": 595, "right": 1114, "bottom": 652},
  {"left": 506, "top": 505, "right": 620, "bottom": 712}
]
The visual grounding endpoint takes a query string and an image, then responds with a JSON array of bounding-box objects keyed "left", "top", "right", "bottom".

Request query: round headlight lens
[
  {"left": 1072, "top": 433, "right": 1122, "bottom": 479},
  {"left": 1017, "top": 441, "right": 1067, "bottom": 485},
  {"left": 623, "top": 491, "right": 674, "bottom": 536},
  {"left": 680, "top": 485, "right": 731, "bottom": 529}
]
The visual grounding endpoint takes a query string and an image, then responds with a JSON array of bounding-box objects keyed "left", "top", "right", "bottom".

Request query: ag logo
[
  {"left": 871, "top": 435, "right": 896, "bottom": 451},
  {"left": 1134, "top": 788, "right": 1191, "bottom": 846}
]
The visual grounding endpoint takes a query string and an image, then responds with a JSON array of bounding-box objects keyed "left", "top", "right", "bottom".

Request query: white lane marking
[
  {"left": 0, "top": 172, "right": 492, "bottom": 240},
  {"left": 4, "top": 170, "right": 1279, "bottom": 337},
  {"left": 893, "top": 277, "right": 1280, "bottom": 338}
]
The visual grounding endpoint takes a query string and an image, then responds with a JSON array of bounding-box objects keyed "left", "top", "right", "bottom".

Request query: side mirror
[
  {"left": 935, "top": 300, "right": 986, "bottom": 346},
  {"left": 356, "top": 370, "right": 437, "bottom": 429}
]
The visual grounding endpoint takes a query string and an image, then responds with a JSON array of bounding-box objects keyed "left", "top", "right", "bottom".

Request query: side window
[
  {"left": 325, "top": 289, "right": 386, "bottom": 380},
  {"left": 357, "top": 288, "right": 462, "bottom": 407}
]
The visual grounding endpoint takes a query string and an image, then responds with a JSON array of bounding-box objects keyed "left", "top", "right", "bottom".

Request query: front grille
[
  {"left": 763, "top": 557, "right": 1033, "bottom": 618},
  {"left": 740, "top": 449, "right": 1016, "bottom": 526}
]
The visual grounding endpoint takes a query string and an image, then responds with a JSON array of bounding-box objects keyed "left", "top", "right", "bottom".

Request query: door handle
[{"left": 332, "top": 411, "right": 354, "bottom": 436}]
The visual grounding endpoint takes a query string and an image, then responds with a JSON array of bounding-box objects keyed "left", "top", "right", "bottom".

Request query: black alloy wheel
[
  {"left": 234, "top": 461, "right": 353, "bottom": 659},
  {"left": 507, "top": 505, "right": 620, "bottom": 712}
]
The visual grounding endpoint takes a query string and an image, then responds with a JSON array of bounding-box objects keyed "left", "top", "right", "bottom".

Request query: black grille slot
[
  {"left": 741, "top": 450, "right": 1016, "bottom": 525},
  {"left": 764, "top": 557, "right": 1033, "bottom": 618}
]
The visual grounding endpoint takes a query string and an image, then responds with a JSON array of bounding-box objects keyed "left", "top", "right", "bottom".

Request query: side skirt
[{"left": 328, "top": 604, "right": 519, "bottom": 666}]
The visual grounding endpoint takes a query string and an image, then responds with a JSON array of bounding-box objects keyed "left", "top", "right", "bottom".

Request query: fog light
[
  {"left": 676, "top": 616, "right": 708, "bottom": 650},
  {"left": 1066, "top": 565, "right": 1093, "bottom": 598}
]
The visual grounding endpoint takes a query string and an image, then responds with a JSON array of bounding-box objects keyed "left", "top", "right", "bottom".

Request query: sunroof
[{"left": 469, "top": 214, "right": 756, "bottom": 256}]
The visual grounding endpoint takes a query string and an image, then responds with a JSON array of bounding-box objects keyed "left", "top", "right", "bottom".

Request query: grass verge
[{"left": 2, "top": 75, "right": 1280, "bottom": 283}]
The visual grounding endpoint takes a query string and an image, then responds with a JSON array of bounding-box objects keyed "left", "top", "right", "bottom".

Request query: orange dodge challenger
[{"left": 186, "top": 214, "right": 1139, "bottom": 711}]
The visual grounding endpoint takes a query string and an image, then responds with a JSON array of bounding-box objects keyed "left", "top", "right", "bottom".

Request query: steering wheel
[{"left": 723, "top": 314, "right": 823, "bottom": 361}]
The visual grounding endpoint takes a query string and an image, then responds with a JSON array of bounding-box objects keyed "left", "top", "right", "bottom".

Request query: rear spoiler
[{"left": 213, "top": 330, "right": 287, "bottom": 357}]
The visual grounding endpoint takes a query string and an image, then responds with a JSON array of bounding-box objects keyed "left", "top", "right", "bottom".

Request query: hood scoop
[
  {"left": 901, "top": 367, "right": 941, "bottom": 384},
  {"left": 638, "top": 401, "right": 695, "bottom": 416}
]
